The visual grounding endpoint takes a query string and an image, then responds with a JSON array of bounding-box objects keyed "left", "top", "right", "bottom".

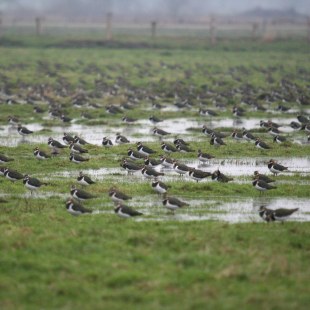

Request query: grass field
[{"left": 0, "top": 33, "right": 310, "bottom": 309}]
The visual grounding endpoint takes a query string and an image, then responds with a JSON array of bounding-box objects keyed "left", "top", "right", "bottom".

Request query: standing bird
[
  {"left": 141, "top": 166, "right": 164, "bottom": 179},
  {"left": 63, "top": 133, "right": 75, "bottom": 145},
  {"left": 69, "top": 153, "right": 89, "bottom": 164},
  {"left": 197, "top": 150, "right": 214, "bottom": 165},
  {"left": 136, "top": 142, "right": 156, "bottom": 156},
  {"left": 255, "top": 138, "right": 271, "bottom": 150},
  {"left": 259, "top": 206, "right": 298, "bottom": 222},
  {"left": 188, "top": 168, "right": 212, "bottom": 182},
  {"left": 162, "top": 196, "right": 189, "bottom": 213},
  {"left": 69, "top": 141, "right": 88, "bottom": 154},
  {"left": 153, "top": 127, "right": 170, "bottom": 138},
  {"left": 70, "top": 185, "right": 97, "bottom": 201},
  {"left": 48, "top": 137, "right": 67, "bottom": 149},
  {"left": 211, "top": 170, "right": 233, "bottom": 183},
  {"left": 77, "top": 172, "right": 95, "bottom": 186},
  {"left": 17, "top": 124, "right": 33, "bottom": 137},
  {"left": 252, "top": 178, "right": 277, "bottom": 193},
  {"left": 268, "top": 159, "right": 288, "bottom": 176},
  {"left": 108, "top": 188, "right": 132, "bottom": 204},
  {"left": 253, "top": 171, "right": 275, "bottom": 183},
  {"left": 0, "top": 154, "right": 14, "bottom": 164},
  {"left": 114, "top": 204, "right": 143, "bottom": 218},
  {"left": 151, "top": 180, "right": 170, "bottom": 195},
  {"left": 23, "top": 175, "right": 48, "bottom": 194},
  {"left": 102, "top": 137, "right": 113, "bottom": 147},
  {"left": 115, "top": 133, "right": 130, "bottom": 144},
  {"left": 33, "top": 147, "right": 51, "bottom": 160},
  {"left": 210, "top": 135, "right": 225, "bottom": 146},
  {"left": 65, "top": 198, "right": 92, "bottom": 216},
  {"left": 3, "top": 168, "right": 24, "bottom": 182}
]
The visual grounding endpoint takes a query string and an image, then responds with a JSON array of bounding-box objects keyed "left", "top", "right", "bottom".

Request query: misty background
[{"left": 0, "top": 0, "right": 309, "bottom": 21}]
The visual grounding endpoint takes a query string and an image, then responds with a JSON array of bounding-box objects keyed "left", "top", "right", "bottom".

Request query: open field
[{"left": 0, "top": 35, "right": 310, "bottom": 309}]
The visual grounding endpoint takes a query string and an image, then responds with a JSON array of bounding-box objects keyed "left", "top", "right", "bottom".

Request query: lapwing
[
  {"left": 242, "top": 130, "right": 256, "bottom": 141},
  {"left": 136, "top": 142, "right": 156, "bottom": 156},
  {"left": 202, "top": 125, "right": 214, "bottom": 137},
  {"left": 268, "top": 159, "right": 288, "bottom": 176},
  {"left": 66, "top": 198, "right": 92, "bottom": 216},
  {"left": 114, "top": 204, "right": 143, "bottom": 218},
  {"left": 297, "top": 115, "right": 309, "bottom": 124},
  {"left": 199, "top": 108, "right": 218, "bottom": 117},
  {"left": 47, "top": 137, "right": 67, "bottom": 149},
  {"left": 253, "top": 171, "right": 275, "bottom": 183},
  {"left": 268, "top": 127, "right": 281, "bottom": 136},
  {"left": 149, "top": 115, "right": 163, "bottom": 124},
  {"left": 77, "top": 172, "right": 95, "bottom": 186},
  {"left": 259, "top": 206, "right": 298, "bottom": 222},
  {"left": 153, "top": 127, "right": 170, "bottom": 138},
  {"left": 23, "top": 175, "right": 47, "bottom": 194},
  {"left": 63, "top": 133, "right": 75, "bottom": 145},
  {"left": 0, "top": 154, "right": 14, "bottom": 164},
  {"left": 69, "top": 141, "right": 88, "bottom": 154},
  {"left": 69, "top": 153, "right": 89, "bottom": 164},
  {"left": 151, "top": 180, "right": 170, "bottom": 195},
  {"left": 173, "top": 161, "right": 191, "bottom": 176},
  {"left": 70, "top": 185, "right": 97, "bottom": 201},
  {"left": 176, "top": 143, "right": 194, "bottom": 153},
  {"left": 252, "top": 178, "right": 277, "bottom": 193},
  {"left": 210, "top": 135, "right": 225, "bottom": 146},
  {"left": 273, "top": 135, "right": 286, "bottom": 144},
  {"left": 102, "top": 137, "right": 113, "bottom": 147},
  {"left": 61, "top": 114, "right": 72, "bottom": 123},
  {"left": 141, "top": 166, "right": 164, "bottom": 179},
  {"left": 255, "top": 138, "right": 271, "bottom": 150},
  {"left": 290, "top": 121, "right": 301, "bottom": 130},
  {"left": 231, "top": 130, "right": 243, "bottom": 141},
  {"left": 120, "top": 159, "right": 142, "bottom": 174},
  {"left": 211, "top": 170, "right": 233, "bottom": 183},
  {"left": 122, "top": 116, "right": 137, "bottom": 123},
  {"left": 161, "top": 142, "right": 177, "bottom": 153},
  {"left": 33, "top": 147, "right": 51, "bottom": 160},
  {"left": 159, "top": 155, "right": 174, "bottom": 168},
  {"left": 17, "top": 124, "right": 33, "bottom": 137},
  {"left": 74, "top": 135, "right": 90, "bottom": 146},
  {"left": 197, "top": 150, "right": 215, "bottom": 165},
  {"left": 162, "top": 196, "right": 189, "bottom": 212},
  {"left": 301, "top": 123, "right": 310, "bottom": 133},
  {"left": 115, "top": 133, "right": 130, "bottom": 144},
  {"left": 108, "top": 188, "right": 132, "bottom": 204},
  {"left": 173, "top": 138, "right": 190, "bottom": 146},
  {"left": 188, "top": 168, "right": 212, "bottom": 182},
  {"left": 144, "top": 156, "right": 161, "bottom": 167},
  {"left": 128, "top": 148, "right": 146, "bottom": 161},
  {"left": 8, "top": 115, "right": 19, "bottom": 126},
  {"left": 4, "top": 168, "right": 24, "bottom": 182}
]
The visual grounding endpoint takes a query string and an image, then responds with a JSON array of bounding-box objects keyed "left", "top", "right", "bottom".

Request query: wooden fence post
[
  {"left": 106, "top": 12, "right": 112, "bottom": 40},
  {"left": 151, "top": 21, "right": 157, "bottom": 39}
]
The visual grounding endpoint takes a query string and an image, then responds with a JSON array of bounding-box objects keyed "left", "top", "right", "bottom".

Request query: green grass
[{"left": 0, "top": 35, "right": 310, "bottom": 309}]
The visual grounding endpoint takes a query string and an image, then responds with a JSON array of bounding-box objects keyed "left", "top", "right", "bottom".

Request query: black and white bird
[
  {"left": 252, "top": 178, "right": 277, "bottom": 192},
  {"left": 69, "top": 153, "right": 89, "bottom": 164},
  {"left": 188, "top": 168, "right": 212, "bottom": 182},
  {"left": 48, "top": 137, "right": 67, "bottom": 149},
  {"left": 268, "top": 159, "right": 288, "bottom": 176},
  {"left": 242, "top": 130, "right": 256, "bottom": 141},
  {"left": 161, "top": 142, "right": 177, "bottom": 153},
  {"left": 33, "top": 147, "right": 51, "bottom": 160},
  {"left": 210, "top": 135, "right": 225, "bottom": 146},
  {"left": 122, "top": 116, "right": 137, "bottom": 123},
  {"left": 102, "top": 137, "right": 113, "bottom": 147},
  {"left": 0, "top": 154, "right": 14, "bottom": 164},
  {"left": 151, "top": 180, "right": 170, "bottom": 195},
  {"left": 63, "top": 133, "right": 75, "bottom": 145},
  {"left": 108, "top": 188, "right": 132, "bottom": 204},
  {"left": 199, "top": 108, "right": 218, "bottom": 117},
  {"left": 153, "top": 127, "right": 170, "bottom": 138},
  {"left": 8, "top": 115, "right": 19, "bottom": 126},
  {"left": 74, "top": 135, "right": 90, "bottom": 146},
  {"left": 136, "top": 142, "right": 156, "bottom": 156},
  {"left": 70, "top": 185, "right": 97, "bottom": 201},
  {"left": 141, "top": 166, "right": 164, "bottom": 179},
  {"left": 268, "top": 127, "right": 281, "bottom": 136},
  {"left": 114, "top": 204, "right": 143, "bottom": 218},
  {"left": 120, "top": 159, "right": 143, "bottom": 174},
  {"left": 115, "top": 133, "right": 130, "bottom": 144},
  {"left": 162, "top": 196, "right": 189, "bottom": 212},
  {"left": 128, "top": 148, "right": 146, "bottom": 160},
  {"left": 159, "top": 155, "right": 174, "bottom": 168},
  {"left": 69, "top": 141, "right": 88, "bottom": 154},
  {"left": 149, "top": 115, "right": 163, "bottom": 124},
  {"left": 144, "top": 156, "right": 161, "bottom": 167},
  {"left": 176, "top": 143, "right": 194, "bottom": 153},
  {"left": 211, "top": 169, "right": 233, "bottom": 183},
  {"left": 17, "top": 124, "right": 33, "bottom": 137},
  {"left": 197, "top": 150, "right": 214, "bottom": 165},
  {"left": 173, "top": 161, "right": 191, "bottom": 176},
  {"left": 77, "top": 172, "right": 95, "bottom": 186},
  {"left": 3, "top": 168, "right": 24, "bottom": 182},
  {"left": 23, "top": 175, "right": 47, "bottom": 193},
  {"left": 255, "top": 138, "right": 271, "bottom": 150},
  {"left": 65, "top": 198, "right": 92, "bottom": 216},
  {"left": 273, "top": 135, "right": 286, "bottom": 144},
  {"left": 231, "top": 130, "right": 243, "bottom": 141},
  {"left": 259, "top": 206, "right": 298, "bottom": 222},
  {"left": 253, "top": 171, "right": 275, "bottom": 183}
]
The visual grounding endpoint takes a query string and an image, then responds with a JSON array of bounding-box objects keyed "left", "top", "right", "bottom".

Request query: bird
[
  {"left": 252, "top": 178, "right": 277, "bottom": 193},
  {"left": 108, "top": 188, "right": 132, "bottom": 204},
  {"left": 173, "top": 161, "right": 191, "bottom": 176},
  {"left": 63, "top": 133, "right": 75, "bottom": 145},
  {"left": 69, "top": 153, "right": 89, "bottom": 164},
  {"left": 115, "top": 133, "right": 130, "bottom": 144},
  {"left": 69, "top": 141, "right": 88, "bottom": 154},
  {"left": 3, "top": 168, "right": 24, "bottom": 182},
  {"left": 17, "top": 124, "right": 33, "bottom": 137},
  {"left": 102, "top": 137, "right": 113, "bottom": 147},
  {"left": 8, "top": 115, "right": 19, "bottom": 126},
  {"left": 136, "top": 142, "right": 156, "bottom": 156},
  {"left": 173, "top": 138, "right": 190, "bottom": 146},
  {"left": 70, "top": 185, "right": 97, "bottom": 201},
  {"left": 253, "top": 171, "right": 275, "bottom": 183},
  {"left": 153, "top": 127, "right": 170, "bottom": 138},
  {"left": 77, "top": 172, "right": 95, "bottom": 186},
  {"left": 73, "top": 136, "right": 90, "bottom": 146},
  {"left": 47, "top": 137, "right": 67, "bottom": 149},
  {"left": 231, "top": 130, "right": 243, "bottom": 141},
  {"left": 141, "top": 166, "right": 164, "bottom": 179},
  {"left": 23, "top": 175, "right": 47, "bottom": 194},
  {"left": 268, "top": 159, "right": 288, "bottom": 176},
  {"left": 151, "top": 180, "right": 170, "bottom": 195},
  {"left": 211, "top": 170, "right": 233, "bottom": 183},
  {"left": 188, "top": 168, "right": 212, "bottom": 182},
  {"left": 197, "top": 150, "right": 214, "bottom": 165},
  {"left": 159, "top": 155, "right": 174, "bottom": 168},
  {"left": 273, "top": 135, "right": 286, "bottom": 144},
  {"left": 268, "top": 127, "right": 281, "bottom": 136},
  {"left": 162, "top": 196, "right": 189, "bottom": 212},
  {"left": 65, "top": 198, "right": 92, "bottom": 216},
  {"left": 149, "top": 115, "right": 163, "bottom": 124},
  {"left": 199, "top": 108, "right": 218, "bottom": 117},
  {"left": 128, "top": 148, "right": 146, "bottom": 160},
  {"left": 259, "top": 206, "right": 298, "bottom": 222},
  {"left": 210, "top": 135, "right": 225, "bottom": 146},
  {"left": 161, "top": 142, "right": 177, "bottom": 153},
  {"left": 122, "top": 116, "right": 137, "bottom": 123},
  {"left": 114, "top": 204, "right": 143, "bottom": 218},
  {"left": 33, "top": 147, "right": 51, "bottom": 160},
  {"left": 242, "top": 130, "right": 256, "bottom": 141},
  {"left": 120, "top": 159, "right": 143, "bottom": 174},
  {"left": 202, "top": 125, "right": 214, "bottom": 137},
  {"left": 176, "top": 143, "right": 194, "bottom": 153},
  {"left": 255, "top": 138, "right": 271, "bottom": 150},
  {"left": 61, "top": 114, "right": 72, "bottom": 123},
  {"left": 0, "top": 154, "right": 14, "bottom": 164}
]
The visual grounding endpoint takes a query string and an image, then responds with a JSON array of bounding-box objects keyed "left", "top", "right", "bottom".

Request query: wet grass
[{"left": 0, "top": 38, "right": 310, "bottom": 309}]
